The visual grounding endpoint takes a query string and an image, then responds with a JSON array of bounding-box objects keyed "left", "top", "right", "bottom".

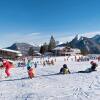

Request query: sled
[{"left": 28, "top": 68, "right": 35, "bottom": 79}]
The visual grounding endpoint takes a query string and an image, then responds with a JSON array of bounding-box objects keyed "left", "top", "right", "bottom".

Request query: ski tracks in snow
[{"left": 0, "top": 59, "right": 100, "bottom": 100}]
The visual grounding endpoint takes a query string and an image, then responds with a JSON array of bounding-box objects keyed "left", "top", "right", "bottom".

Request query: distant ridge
[
  {"left": 6, "top": 34, "right": 100, "bottom": 55},
  {"left": 7, "top": 43, "right": 40, "bottom": 56},
  {"left": 69, "top": 34, "right": 100, "bottom": 54}
]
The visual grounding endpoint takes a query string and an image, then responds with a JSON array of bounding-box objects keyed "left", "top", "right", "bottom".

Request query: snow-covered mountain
[
  {"left": 7, "top": 43, "right": 40, "bottom": 56},
  {"left": 69, "top": 35, "right": 100, "bottom": 54},
  {"left": 5, "top": 34, "right": 100, "bottom": 55},
  {"left": 91, "top": 35, "right": 100, "bottom": 45}
]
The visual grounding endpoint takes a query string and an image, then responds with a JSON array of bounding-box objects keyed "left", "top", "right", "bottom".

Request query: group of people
[
  {"left": 60, "top": 61, "right": 98, "bottom": 74},
  {"left": 0, "top": 57, "right": 98, "bottom": 78},
  {"left": 0, "top": 58, "right": 35, "bottom": 78},
  {"left": 42, "top": 59, "right": 55, "bottom": 67}
]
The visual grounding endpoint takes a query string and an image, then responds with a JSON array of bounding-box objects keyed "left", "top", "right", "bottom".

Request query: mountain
[
  {"left": 69, "top": 35, "right": 100, "bottom": 54},
  {"left": 69, "top": 35, "right": 79, "bottom": 48},
  {"left": 6, "top": 35, "right": 100, "bottom": 55},
  {"left": 91, "top": 34, "right": 100, "bottom": 45},
  {"left": 7, "top": 43, "right": 40, "bottom": 56}
]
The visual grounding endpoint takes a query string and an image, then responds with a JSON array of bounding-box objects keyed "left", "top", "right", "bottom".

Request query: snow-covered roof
[
  {"left": 53, "top": 47, "right": 81, "bottom": 52},
  {"left": 0, "top": 48, "right": 21, "bottom": 54},
  {"left": 34, "top": 51, "right": 39, "bottom": 53},
  {"left": 52, "top": 47, "right": 65, "bottom": 50},
  {"left": 72, "top": 48, "right": 81, "bottom": 53}
]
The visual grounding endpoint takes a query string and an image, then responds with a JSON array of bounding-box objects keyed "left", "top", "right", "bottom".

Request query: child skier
[
  {"left": 90, "top": 61, "right": 98, "bottom": 71},
  {"left": 0, "top": 58, "right": 14, "bottom": 78},
  {"left": 60, "top": 64, "right": 70, "bottom": 74},
  {"left": 78, "top": 61, "right": 98, "bottom": 73},
  {"left": 27, "top": 60, "right": 35, "bottom": 79}
]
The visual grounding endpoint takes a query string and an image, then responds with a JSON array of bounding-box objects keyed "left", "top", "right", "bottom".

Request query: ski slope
[{"left": 0, "top": 57, "right": 100, "bottom": 100}]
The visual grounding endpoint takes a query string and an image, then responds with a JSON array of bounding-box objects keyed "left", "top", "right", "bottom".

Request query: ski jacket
[
  {"left": 27, "top": 61, "right": 32, "bottom": 70},
  {"left": 3, "top": 60, "right": 13, "bottom": 69},
  {"left": 91, "top": 63, "right": 98, "bottom": 71},
  {"left": 60, "top": 67, "right": 70, "bottom": 74}
]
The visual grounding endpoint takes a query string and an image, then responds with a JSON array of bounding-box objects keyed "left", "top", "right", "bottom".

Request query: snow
[
  {"left": 1, "top": 48, "right": 21, "bottom": 54},
  {"left": 0, "top": 56, "right": 100, "bottom": 100},
  {"left": 52, "top": 47, "right": 65, "bottom": 50},
  {"left": 0, "top": 48, "right": 22, "bottom": 56}
]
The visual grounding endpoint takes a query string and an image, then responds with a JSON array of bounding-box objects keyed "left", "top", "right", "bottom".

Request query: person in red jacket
[{"left": 0, "top": 58, "right": 13, "bottom": 78}]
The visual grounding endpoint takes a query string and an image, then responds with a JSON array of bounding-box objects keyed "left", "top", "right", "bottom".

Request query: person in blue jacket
[{"left": 27, "top": 60, "right": 32, "bottom": 70}]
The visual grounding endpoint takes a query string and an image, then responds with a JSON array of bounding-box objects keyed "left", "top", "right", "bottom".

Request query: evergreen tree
[
  {"left": 40, "top": 42, "right": 48, "bottom": 54},
  {"left": 66, "top": 42, "right": 70, "bottom": 47},
  {"left": 48, "top": 36, "right": 56, "bottom": 52},
  {"left": 28, "top": 47, "right": 34, "bottom": 56},
  {"left": 40, "top": 46, "right": 44, "bottom": 54}
]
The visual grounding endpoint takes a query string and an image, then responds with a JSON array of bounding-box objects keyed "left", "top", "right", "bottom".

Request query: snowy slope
[{"left": 0, "top": 57, "right": 100, "bottom": 100}]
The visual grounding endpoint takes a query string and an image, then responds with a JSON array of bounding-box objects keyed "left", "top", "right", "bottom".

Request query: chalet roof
[
  {"left": 0, "top": 48, "right": 21, "bottom": 54},
  {"left": 52, "top": 47, "right": 65, "bottom": 50}
]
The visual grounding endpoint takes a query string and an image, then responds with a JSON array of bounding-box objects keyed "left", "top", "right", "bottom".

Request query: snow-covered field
[{"left": 0, "top": 57, "right": 100, "bottom": 100}]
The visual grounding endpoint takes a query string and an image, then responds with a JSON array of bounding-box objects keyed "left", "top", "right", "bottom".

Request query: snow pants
[
  {"left": 28, "top": 68, "right": 35, "bottom": 79},
  {"left": 5, "top": 68, "right": 10, "bottom": 77}
]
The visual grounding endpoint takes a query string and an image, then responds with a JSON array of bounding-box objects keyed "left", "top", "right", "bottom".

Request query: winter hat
[
  {"left": 63, "top": 64, "right": 67, "bottom": 68},
  {"left": 3, "top": 60, "right": 7, "bottom": 63},
  {"left": 90, "top": 61, "right": 94, "bottom": 64}
]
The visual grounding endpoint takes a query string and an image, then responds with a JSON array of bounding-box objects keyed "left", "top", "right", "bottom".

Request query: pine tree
[
  {"left": 40, "top": 46, "right": 44, "bottom": 54},
  {"left": 40, "top": 42, "right": 48, "bottom": 54},
  {"left": 48, "top": 36, "right": 56, "bottom": 52},
  {"left": 28, "top": 47, "right": 34, "bottom": 56}
]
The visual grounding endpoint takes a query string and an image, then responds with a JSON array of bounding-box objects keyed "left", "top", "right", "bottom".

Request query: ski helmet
[
  {"left": 63, "top": 64, "right": 67, "bottom": 68},
  {"left": 90, "top": 61, "right": 94, "bottom": 64}
]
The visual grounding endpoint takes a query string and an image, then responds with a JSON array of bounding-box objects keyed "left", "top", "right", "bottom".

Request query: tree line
[{"left": 28, "top": 35, "right": 56, "bottom": 56}]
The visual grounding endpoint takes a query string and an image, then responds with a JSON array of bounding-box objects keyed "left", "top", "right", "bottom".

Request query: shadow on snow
[
  {"left": 0, "top": 73, "right": 60, "bottom": 82},
  {"left": 0, "top": 71, "right": 95, "bottom": 82}
]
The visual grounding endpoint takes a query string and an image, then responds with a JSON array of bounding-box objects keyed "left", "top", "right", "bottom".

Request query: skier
[
  {"left": 60, "top": 64, "right": 70, "bottom": 74},
  {"left": 34, "top": 62, "right": 37, "bottom": 68},
  {"left": 43, "top": 61, "right": 46, "bottom": 67},
  {"left": 78, "top": 61, "right": 98, "bottom": 73},
  {"left": 27, "top": 60, "right": 35, "bottom": 79},
  {"left": 51, "top": 59, "right": 54, "bottom": 65},
  {"left": 55, "top": 58, "right": 56, "bottom": 62},
  {"left": 0, "top": 58, "right": 14, "bottom": 78},
  {"left": 97, "top": 56, "right": 100, "bottom": 62},
  {"left": 90, "top": 61, "right": 98, "bottom": 71},
  {"left": 64, "top": 58, "right": 66, "bottom": 62}
]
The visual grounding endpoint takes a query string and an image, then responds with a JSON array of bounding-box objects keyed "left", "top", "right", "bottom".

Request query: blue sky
[{"left": 0, "top": 0, "right": 100, "bottom": 47}]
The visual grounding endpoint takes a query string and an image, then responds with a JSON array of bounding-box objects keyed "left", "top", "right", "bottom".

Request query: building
[
  {"left": 34, "top": 51, "right": 42, "bottom": 56},
  {"left": 0, "top": 48, "right": 22, "bottom": 59},
  {"left": 52, "top": 46, "right": 81, "bottom": 56}
]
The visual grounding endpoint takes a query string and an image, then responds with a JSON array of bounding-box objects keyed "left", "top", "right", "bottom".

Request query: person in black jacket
[
  {"left": 78, "top": 61, "right": 98, "bottom": 73},
  {"left": 90, "top": 61, "right": 98, "bottom": 71}
]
